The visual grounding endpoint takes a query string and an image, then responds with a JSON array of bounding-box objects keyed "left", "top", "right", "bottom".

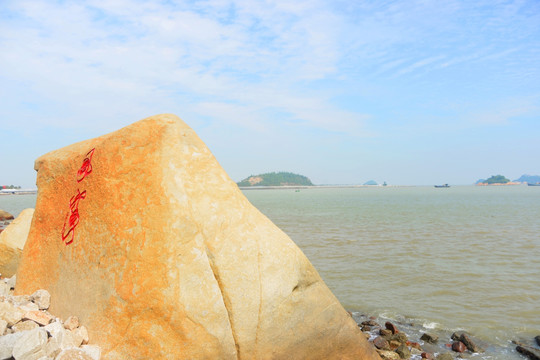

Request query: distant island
[
  {"left": 237, "top": 172, "right": 314, "bottom": 187},
  {"left": 476, "top": 175, "right": 518, "bottom": 186},
  {"left": 514, "top": 174, "right": 540, "bottom": 184},
  {"left": 363, "top": 180, "right": 378, "bottom": 186},
  {"left": 476, "top": 174, "right": 540, "bottom": 186}
]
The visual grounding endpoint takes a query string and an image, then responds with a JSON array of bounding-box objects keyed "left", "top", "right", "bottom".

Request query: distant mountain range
[
  {"left": 237, "top": 172, "right": 314, "bottom": 187},
  {"left": 514, "top": 174, "right": 540, "bottom": 184}
]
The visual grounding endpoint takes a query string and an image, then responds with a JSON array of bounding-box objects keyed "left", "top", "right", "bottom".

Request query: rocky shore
[
  {"left": 0, "top": 275, "right": 101, "bottom": 360},
  {"left": 352, "top": 312, "right": 540, "bottom": 360}
]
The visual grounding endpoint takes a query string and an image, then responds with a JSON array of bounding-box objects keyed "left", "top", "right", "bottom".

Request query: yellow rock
[
  {"left": 0, "top": 208, "right": 34, "bottom": 277},
  {"left": 16, "top": 114, "right": 380, "bottom": 360}
]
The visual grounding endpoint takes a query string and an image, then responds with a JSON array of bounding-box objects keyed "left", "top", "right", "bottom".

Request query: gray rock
[
  {"left": 420, "top": 332, "right": 438, "bottom": 344},
  {"left": 535, "top": 335, "right": 540, "bottom": 347},
  {"left": 0, "top": 331, "right": 25, "bottom": 359},
  {"left": 12, "top": 328, "right": 48, "bottom": 360},
  {"left": 391, "top": 332, "right": 408, "bottom": 344},
  {"left": 30, "top": 290, "right": 50, "bottom": 311},
  {"left": 435, "top": 353, "right": 453, "bottom": 360},
  {"left": 395, "top": 344, "right": 411, "bottom": 359}
]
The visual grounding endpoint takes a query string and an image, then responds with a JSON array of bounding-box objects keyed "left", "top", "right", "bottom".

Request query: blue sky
[{"left": 1, "top": 0, "right": 539, "bottom": 187}]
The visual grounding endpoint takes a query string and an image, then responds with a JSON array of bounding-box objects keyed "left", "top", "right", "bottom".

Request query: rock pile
[
  {"left": 0, "top": 275, "right": 101, "bottom": 360},
  {"left": 357, "top": 316, "right": 486, "bottom": 360}
]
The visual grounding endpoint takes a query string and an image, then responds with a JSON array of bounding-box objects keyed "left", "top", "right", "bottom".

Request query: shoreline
[{"left": 351, "top": 312, "right": 539, "bottom": 360}]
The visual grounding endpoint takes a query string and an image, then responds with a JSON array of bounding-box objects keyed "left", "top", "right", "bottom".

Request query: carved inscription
[{"left": 62, "top": 148, "right": 95, "bottom": 245}]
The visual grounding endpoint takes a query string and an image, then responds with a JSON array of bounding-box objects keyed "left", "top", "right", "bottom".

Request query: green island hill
[
  {"left": 476, "top": 174, "right": 517, "bottom": 185},
  {"left": 237, "top": 172, "right": 314, "bottom": 187}
]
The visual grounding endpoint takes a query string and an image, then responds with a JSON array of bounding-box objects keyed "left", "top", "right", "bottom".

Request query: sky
[{"left": 1, "top": 0, "right": 539, "bottom": 187}]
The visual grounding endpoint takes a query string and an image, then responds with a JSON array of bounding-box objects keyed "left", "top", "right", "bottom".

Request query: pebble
[{"left": 0, "top": 275, "right": 101, "bottom": 360}]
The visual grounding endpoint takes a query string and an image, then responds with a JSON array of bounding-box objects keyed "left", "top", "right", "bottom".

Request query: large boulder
[
  {"left": 0, "top": 208, "right": 34, "bottom": 277},
  {"left": 16, "top": 114, "right": 380, "bottom": 360}
]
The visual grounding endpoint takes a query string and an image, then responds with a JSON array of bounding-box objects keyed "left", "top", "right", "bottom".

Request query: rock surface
[
  {"left": 0, "top": 208, "right": 34, "bottom": 277},
  {"left": 0, "top": 210, "right": 14, "bottom": 221},
  {"left": 516, "top": 344, "right": 540, "bottom": 360},
  {"left": 15, "top": 114, "right": 380, "bottom": 360}
]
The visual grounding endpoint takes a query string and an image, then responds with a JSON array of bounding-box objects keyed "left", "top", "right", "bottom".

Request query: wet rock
[
  {"left": 452, "top": 341, "right": 466, "bottom": 352},
  {"left": 389, "top": 340, "right": 402, "bottom": 350},
  {"left": 0, "top": 211, "right": 14, "bottom": 221},
  {"left": 380, "top": 329, "right": 393, "bottom": 339},
  {"left": 451, "top": 331, "right": 466, "bottom": 341},
  {"left": 516, "top": 345, "right": 540, "bottom": 360},
  {"left": 436, "top": 354, "right": 453, "bottom": 360},
  {"left": 362, "top": 320, "right": 380, "bottom": 327},
  {"left": 535, "top": 335, "right": 540, "bottom": 347},
  {"left": 373, "top": 336, "right": 390, "bottom": 350},
  {"left": 391, "top": 332, "right": 408, "bottom": 344},
  {"left": 377, "top": 349, "right": 401, "bottom": 360},
  {"left": 459, "top": 333, "right": 483, "bottom": 353},
  {"left": 407, "top": 341, "right": 422, "bottom": 350},
  {"left": 420, "top": 332, "right": 439, "bottom": 344},
  {"left": 395, "top": 344, "right": 411, "bottom": 359},
  {"left": 362, "top": 325, "right": 372, "bottom": 331},
  {"left": 421, "top": 352, "right": 434, "bottom": 359},
  {"left": 386, "top": 321, "right": 399, "bottom": 334}
]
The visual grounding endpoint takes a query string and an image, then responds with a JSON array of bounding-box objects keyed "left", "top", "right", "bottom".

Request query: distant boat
[
  {"left": 434, "top": 184, "right": 450, "bottom": 188},
  {"left": 528, "top": 182, "right": 540, "bottom": 186}
]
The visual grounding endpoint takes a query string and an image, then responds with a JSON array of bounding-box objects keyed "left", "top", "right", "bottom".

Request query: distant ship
[
  {"left": 434, "top": 184, "right": 450, "bottom": 188},
  {"left": 528, "top": 182, "right": 540, "bottom": 186}
]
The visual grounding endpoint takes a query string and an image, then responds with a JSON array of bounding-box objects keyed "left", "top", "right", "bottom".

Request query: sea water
[
  {"left": 2, "top": 186, "right": 539, "bottom": 358},
  {"left": 242, "top": 186, "right": 540, "bottom": 359}
]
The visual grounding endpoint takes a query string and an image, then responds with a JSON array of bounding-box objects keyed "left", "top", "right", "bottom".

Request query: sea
[{"left": 2, "top": 186, "right": 539, "bottom": 359}]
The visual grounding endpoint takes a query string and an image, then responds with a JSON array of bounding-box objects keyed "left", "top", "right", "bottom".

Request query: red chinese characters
[
  {"left": 62, "top": 148, "right": 95, "bottom": 245},
  {"left": 77, "top": 148, "right": 95, "bottom": 182}
]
